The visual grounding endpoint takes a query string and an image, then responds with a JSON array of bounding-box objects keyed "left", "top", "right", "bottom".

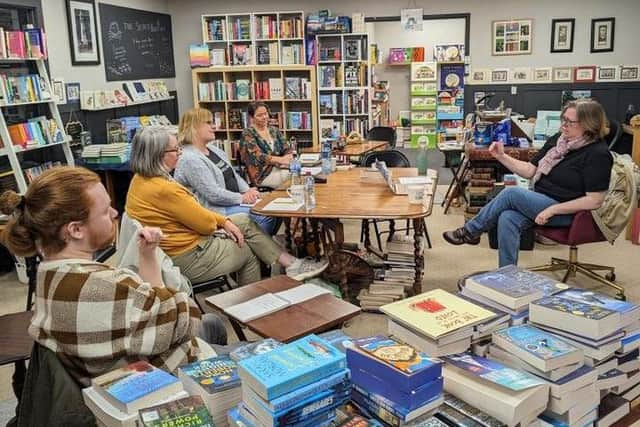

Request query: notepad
[{"left": 262, "top": 198, "right": 304, "bottom": 212}]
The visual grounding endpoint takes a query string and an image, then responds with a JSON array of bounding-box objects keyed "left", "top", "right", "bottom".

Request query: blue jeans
[
  {"left": 225, "top": 205, "right": 281, "bottom": 235},
  {"left": 464, "top": 187, "right": 574, "bottom": 267}
]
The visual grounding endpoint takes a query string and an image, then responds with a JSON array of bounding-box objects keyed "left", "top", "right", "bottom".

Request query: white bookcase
[
  {"left": 201, "top": 11, "right": 305, "bottom": 66},
  {"left": 315, "top": 33, "right": 371, "bottom": 144},
  {"left": 0, "top": 58, "right": 73, "bottom": 193}
]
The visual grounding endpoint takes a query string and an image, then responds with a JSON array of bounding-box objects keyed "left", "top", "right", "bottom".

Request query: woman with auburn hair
[
  {"left": 0, "top": 166, "right": 227, "bottom": 384},
  {"left": 443, "top": 99, "right": 613, "bottom": 267},
  {"left": 174, "top": 107, "right": 279, "bottom": 234}
]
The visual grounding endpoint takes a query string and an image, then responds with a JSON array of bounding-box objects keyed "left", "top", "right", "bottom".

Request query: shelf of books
[
  {"left": 409, "top": 62, "right": 438, "bottom": 149},
  {"left": 0, "top": 27, "right": 74, "bottom": 194},
  {"left": 200, "top": 11, "right": 305, "bottom": 66},
  {"left": 316, "top": 33, "right": 370, "bottom": 144},
  {"left": 192, "top": 65, "right": 318, "bottom": 158},
  {"left": 437, "top": 62, "right": 465, "bottom": 143}
]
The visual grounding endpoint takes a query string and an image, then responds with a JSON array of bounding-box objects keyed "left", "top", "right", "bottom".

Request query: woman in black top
[{"left": 443, "top": 99, "right": 613, "bottom": 267}]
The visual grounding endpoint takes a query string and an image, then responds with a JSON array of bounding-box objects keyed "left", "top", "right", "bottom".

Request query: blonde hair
[
  {"left": 563, "top": 99, "right": 608, "bottom": 140},
  {"left": 0, "top": 166, "right": 100, "bottom": 256},
  {"left": 178, "top": 108, "right": 213, "bottom": 145}
]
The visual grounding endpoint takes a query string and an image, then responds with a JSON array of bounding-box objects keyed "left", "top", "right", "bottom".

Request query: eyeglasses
[
  {"left": 560, "top": 116, "right": 579, "bottom": 126},
  {"left": 164, "top": 145, "right": 183, "bottom": 154},
  {"left": 204, "top": 120, "right": 214, "bottom": 125}
]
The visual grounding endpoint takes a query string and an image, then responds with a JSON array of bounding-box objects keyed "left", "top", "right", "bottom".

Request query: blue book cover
[
  {"left": 347, "top": 335, "right": 441, "bottom": 392},
  {"left": 443, "top": 353, "right": 545, "bottom": 391},
  {"left": 267, "top": 369, "right": 350, "bottom": 412},
  {"left": 552, "top": 365, "right": 596, "bottom": 385},
  {"left": 351, "top": 385, "right": 443, "bottom": 425},
  {"left": 96, "top": 361, "right": 180, "bottom": 405},
  {"left": 556, "top": 289, "right": 639, "bottom": 320},
  {"left": 467, "top": 265, "right": 567, "bottom": 300},
  {"left": 532, "top": 296, "right": 618, "bottom": 321},
  {"left": 238, "top": 334, "right": 346, "bottom": 400},
  {"left": 351, "top": 367, "right": 443, "bottom": 410},
  {"left": 179, "top": 355, "right": 240, "bottom": 393},
  {"left": 493, "top": 325, "right": 580, "bottom": 362},
  {"left": 318, "top": 330, "right": 353, "bottom": 353},
  {"left": 230, "top": 338, "right": 283, "bottom": 362},
  {"left": 228, "top": 405, "right": 257, "bottom": 427}
]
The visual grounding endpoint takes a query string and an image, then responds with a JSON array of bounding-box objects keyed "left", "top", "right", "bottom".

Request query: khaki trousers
[{"left": 172, "top": 214, "right": 283, "bottom": 286}]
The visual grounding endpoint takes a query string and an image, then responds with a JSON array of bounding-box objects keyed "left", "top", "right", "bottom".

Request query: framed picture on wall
[
  {"left": 596, "top": 66, "right": 617, "bottom": 81},
  {"left": 491, "top": 68, "right": 509, "bottom": 83},
  {"left": 511, "top": 67, "right": 532, "bottom": 83},
  {"left": 470, "top": 69, "right": 490, "bottom": 83},
  {"left": 66, "top": 82, "right": 81, "bottom": 103},
  {"left": 492, "top": 19, "right": 532, "bottom": 55},
  {"left": 620, "top": 65, "right": 640, "bottom": 81},
  {"left": 65, "top": 0, "right": 100, "bottom": 65},
  {"left": 533, "top": 67, "right": 552, "bottom": 83},
  {"left": 553, "top": 67, "right": 574, "bottom": 82},
  {"left": 590, "top": 17, "right": 615, "bottom": 53},
  {"left": 574, "top": 66, "right": 596, "bottom": 82},
  {"left": 550, "top": 18, "right": 574, "bottom": 53}
]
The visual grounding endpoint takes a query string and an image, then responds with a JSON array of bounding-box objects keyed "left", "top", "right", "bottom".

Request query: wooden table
[
  {"left": 301, "top": 140, "right": 389, "bottom": 160},
  {"left": 205, "top": 276, "right": 360, "bottom": 342},
  {"left": 252, "top": 168, "right": 437, "bottom": 299}
]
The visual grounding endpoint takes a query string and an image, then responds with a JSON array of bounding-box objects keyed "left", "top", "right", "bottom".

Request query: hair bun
[{"left": 0, "top": 191, "right": 24, "bottom": 215}]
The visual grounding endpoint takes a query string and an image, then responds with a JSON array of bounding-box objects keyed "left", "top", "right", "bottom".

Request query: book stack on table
[
  {"left": 234, "top": 334, "right": 350, "bottom": 427},
  {"left": 346, "top": 335, "right": 444, "bottom": 426}
]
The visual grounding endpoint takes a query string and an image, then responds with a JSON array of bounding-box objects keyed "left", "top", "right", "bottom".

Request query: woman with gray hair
[{"left": 125, "top": 126, "right": 328, "bottom": 285}]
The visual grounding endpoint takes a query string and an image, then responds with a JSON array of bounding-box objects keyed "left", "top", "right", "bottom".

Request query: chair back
[
  {"left": 361, "top": 150, "right": 411, "bottom": 168},
  {"left": 367, "top": 126, "right": 397, "bottom": 148},
  {"left": 606, "top": 120, "right": 623, "bottom": 152},
  {"left": 535, "top": 211, "right": 606, "bottom": 246}
]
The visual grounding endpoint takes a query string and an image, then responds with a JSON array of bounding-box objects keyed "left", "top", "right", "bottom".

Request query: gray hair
[{"left": 130, "top": 126, "right": 174, "bottom": 178}]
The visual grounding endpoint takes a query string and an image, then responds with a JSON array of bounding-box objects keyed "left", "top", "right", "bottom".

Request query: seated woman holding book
[
  {"left": 239, "top": 102, "right": 293, "bottom": 189},
  {"left": 174, "top": 107, "right": 280, "bottom": 235},
  {"left": 0, "top": 167, "right": 228, "bottom": 384},
  {"left": 443, "top": 99, "right": 613, "bottom": 267},
  {"left": 125, "top": 126, "right": 327, "bottom": 286}
]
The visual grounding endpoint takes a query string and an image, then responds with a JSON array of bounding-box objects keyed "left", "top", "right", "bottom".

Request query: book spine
[
  {"left": 352, "top": 385, "right": 409, "bottom": 419},
  {"left": 266, "top": 358, "right": 347, "bottom": 400},
  {"left": 350, "top": 389, "right": 403, "bottom": 427}
]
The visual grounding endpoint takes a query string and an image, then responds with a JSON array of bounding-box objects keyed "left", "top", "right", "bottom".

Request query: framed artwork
[
  {"left": 533, "top": 67, "right": 553, "bottom": 83},
  {"left": 65, "top": 0, "right": 100, "bottom": 65},
  {"left": 66, "top": 82, "right": 81, "bottom": 102},
  {"left": 620, "top": 65, "right": 639, "bottom": 81},
  {"left": 590, "top": 18, "right": 615, "bottom": 53},
  {"left": 511, "top": 67, "right": 532, "bottom": 83},
  {"left": 553, "top": 67, "right": 574, "bottom": 82},
  {"left": 491, "top": 68, "right": 509, "bottom": 83},
  {"left": 470, "top": 69, "right": 490, "bottom": 83},
  {"left": 52, "top": 79, "right": 67, "bottom": 104},
  {"left": 550, "top": 19, "right": 574, "bottom": 53},
  {"left": 492, "top": 19, "right": 532, "bottom": 55},
  {"left": 574, "top": 66, "right": 596, "bottom": 83},
  {"left": 596, "top": 66, "right": 617, "bottom": 81}
]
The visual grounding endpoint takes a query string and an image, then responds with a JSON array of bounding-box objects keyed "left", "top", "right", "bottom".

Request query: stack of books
[
  {"left": 460, "top": 265, "right": 568, "bottom": 327},
  {"left": 436, "top": 392, "right": 507, "bottom": 427},
  {"left": 443, "top": 353, "right": 550, "bottom": 426},
  {"left": 236, "top": 334, "right": 350, "bottom": 426},
  {"left": 384, "top": 235, "right": 421, "bottom": 268},
  {"left": 138, "top": 395, "right": 215, "bottom": 427},
  {"left": 177, "top": 355, "right": 242, "bottom": 426},
  {"left": 381, "top": 289, "right": 496, "bottom": 356},
  {"left": 347, "top": 335, "right": 444, "bottom": 426},
  {"left": 81, "top": 143, "right": 130, "bottom": 164},
  {"left": 82, "top": 361, "right": 188, "bottom": 427},
  {"left": 229, "top": 338, "right": 283, "bottom": 362}
]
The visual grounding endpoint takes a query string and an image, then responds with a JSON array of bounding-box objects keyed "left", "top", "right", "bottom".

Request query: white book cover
[
  {"left": 275, "top": 283, "right": 331, "bottom": 305},
  {"left": 268, "top": 78, "right": 283, "bottom": 99},
  {"left": 262, "top": 198, "right": 303, "bottom": 212},
  {"left": 224, "top": 293, "right": 290, "bottom": 323}
]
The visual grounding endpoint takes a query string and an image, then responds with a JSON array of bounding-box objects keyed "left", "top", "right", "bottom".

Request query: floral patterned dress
[{"left": 239, "top": 126, "right": 292, "bottom": 186}]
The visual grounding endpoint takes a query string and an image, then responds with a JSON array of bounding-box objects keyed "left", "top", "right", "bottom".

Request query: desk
[
  {"left": 205, "top": 276, "right": 360, "bottom": 342},
  {"left": 252, "top": 168, "right": 437, "bottom": 299}
]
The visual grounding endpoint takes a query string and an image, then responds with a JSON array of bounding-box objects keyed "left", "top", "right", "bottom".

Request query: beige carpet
[{"left": 0, "top": 184, "right": 638, "bottom": 420}]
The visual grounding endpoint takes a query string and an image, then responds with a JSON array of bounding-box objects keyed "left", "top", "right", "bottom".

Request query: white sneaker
[{"left": 285, "top": 257, "right": 329, "bottom": 281}]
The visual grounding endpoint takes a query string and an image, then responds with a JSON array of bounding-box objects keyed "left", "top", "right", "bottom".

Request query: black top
[
  {"left": 529, "top": 134, "right": 612, "bottom": 203},
  {"left": 207, "top": 148, "right": 240, "bottom": 193}
]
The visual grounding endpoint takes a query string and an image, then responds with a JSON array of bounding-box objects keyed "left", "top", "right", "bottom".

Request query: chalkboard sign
[{"left": 99, "top": 4, "right": 175, "bottom": 81}]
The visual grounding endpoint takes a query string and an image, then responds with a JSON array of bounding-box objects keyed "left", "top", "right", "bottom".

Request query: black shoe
[{"left": 443, "top": 227, "right": 481, "bottom": 246}]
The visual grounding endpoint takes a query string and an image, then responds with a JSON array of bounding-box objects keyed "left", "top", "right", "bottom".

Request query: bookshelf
[
  {"left": 192, "top": 65, "right": 318, "bottom": 158},
  {"left": 437, "top": 62, "right": 466, "bottom": 143},
  {"left": 409, "top": 62, "right": 438, "bottom": 149},
  {"left": 201, "top": 11, "right": 305, "bottom": 66},
  {"left": 0, "top": 54, "right": 74, "bottom": 194},
  {"left": 316, "top": 33, "right": 371, "bottom": 144}
]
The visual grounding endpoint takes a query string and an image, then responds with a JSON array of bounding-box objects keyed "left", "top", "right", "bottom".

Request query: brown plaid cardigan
[{"left": 29, "top": 259, "right": 204, "bottom": 385}]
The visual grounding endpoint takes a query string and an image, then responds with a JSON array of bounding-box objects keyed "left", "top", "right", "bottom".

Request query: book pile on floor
[
  {"left": 347, "top": 335, "right": 444, "bottom": 426},
  {"left": 233, "top": 334, "right": 350, "bottom": 426},
  {"left": 381, "top": 289, "right": 496, "bottom": 356},
  {"left": 436, "top": 392, "right": 506, "bottom": 427},
  {"left": 178, "top": 355, "right": 242, "bottom": 426}
]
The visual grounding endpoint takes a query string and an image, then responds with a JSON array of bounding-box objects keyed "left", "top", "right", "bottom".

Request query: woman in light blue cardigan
[{"left": 174, "top": 108, "right": 280, "bottom": 234}]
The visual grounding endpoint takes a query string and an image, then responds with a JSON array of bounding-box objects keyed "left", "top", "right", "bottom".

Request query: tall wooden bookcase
[
  {"left": 201, "top": 11, "right": 305, "bottom": 66},
  {"left": 192, "top": 65, "right": 319, "bottom": 158},
  {"left": 316, "top": 32, "right": 371, "bottom": 145},
  {"left": 0, "top": 58, "right": 73, "bottom": 194}
]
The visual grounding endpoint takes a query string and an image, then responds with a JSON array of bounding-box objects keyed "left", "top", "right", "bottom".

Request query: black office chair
[
  {"left": 367, "top": 126, "right": 397, "bottom": 148},
  {"left": 606, "top": 120, "right": 623, "bottom": 153},
  {"left": 359, "top": 150, "right": 432, "bottom": 251}
]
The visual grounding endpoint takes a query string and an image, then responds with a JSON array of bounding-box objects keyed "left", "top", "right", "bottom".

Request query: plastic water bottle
[
  {"left": 303, "top": 171, "right": 316, "bottom": 212},
  {"left": 321, "top": 140, "right": 332, "bottom": 175},
  {"left": 416, "top": 136, "right": 429, "bottom": 175},
  {"left": 289, "top": 152, "right": 301, "bottom": 186}
]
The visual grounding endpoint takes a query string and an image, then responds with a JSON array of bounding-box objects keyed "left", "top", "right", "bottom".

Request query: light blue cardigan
[{"left": 174, "top": 144, "right": 250, "bottom": 215}]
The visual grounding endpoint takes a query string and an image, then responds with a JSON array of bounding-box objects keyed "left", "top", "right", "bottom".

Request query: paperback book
[{"left": 138, "top": 395, "right": 214, "bottom": 427}]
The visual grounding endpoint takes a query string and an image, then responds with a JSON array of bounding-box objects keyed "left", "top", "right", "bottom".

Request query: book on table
[
  {"left": 553, "top": 288, "right": 640, "bottom": 328},
  {"left": 546, "top": 382, "right": 598, "bottom": 414},
  {"left": 261, "top": 197, "right": 304, "bottom": 212},
  {"left": 138, "top": 395, "right": 214, "bottom": 427},
  {"left": 595, "top": 393, "right": 630, "bottom": 427},
  {"left": 90, "top": 361, "right": 183, "bottom": 414},
  {"left": 222, "top": 283, "right": 332, "bottom": 323},
  {"left": 487, "top": 344, "right": 583, "bottom": 382}
]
